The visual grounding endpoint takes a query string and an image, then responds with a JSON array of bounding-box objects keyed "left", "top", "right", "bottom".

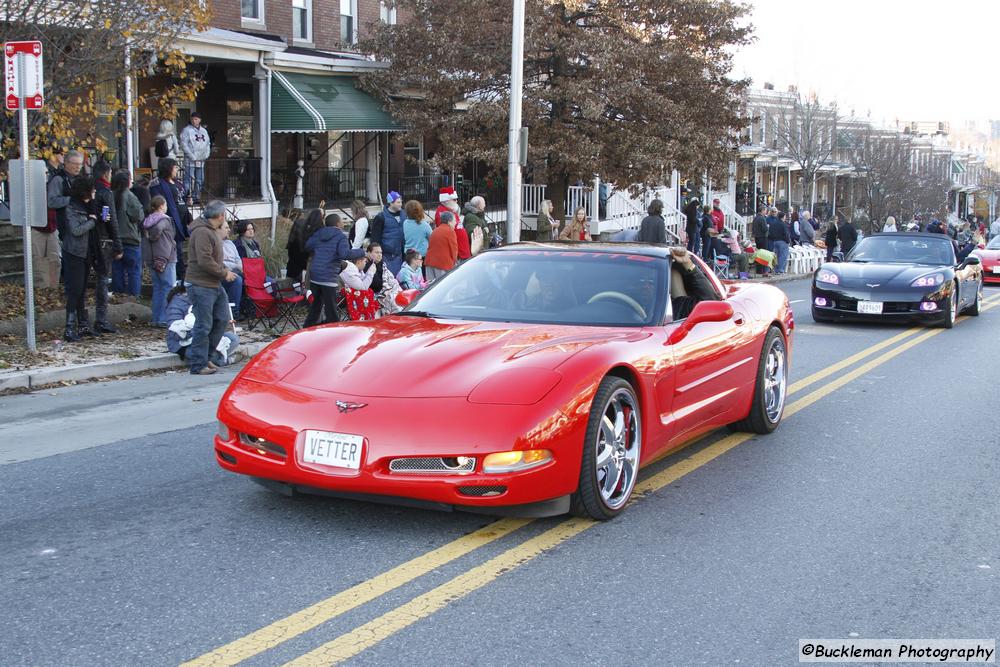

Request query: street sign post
[{"left": 4, "top": 40, "right": 44, "bottom": 353}]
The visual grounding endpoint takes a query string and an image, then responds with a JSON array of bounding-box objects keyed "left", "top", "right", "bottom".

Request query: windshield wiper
[{"left": 395, "top": 310, "right": 438, "bottom": 318}]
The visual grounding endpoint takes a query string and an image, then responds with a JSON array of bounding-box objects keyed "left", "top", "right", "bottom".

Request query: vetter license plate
[
  {"left": 301, "top": 430, "right": 364, "bottom": 470},
  {"left": 991, "top": 266, "right": 1000, "bottom": 274},
  {"left": 857, "top": 301, "right": 883, "bottom": 314}
]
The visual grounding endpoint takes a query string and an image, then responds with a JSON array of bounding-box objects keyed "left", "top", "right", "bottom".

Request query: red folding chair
[{"left": 242, "top": 258, "right": 307, "bottom": 331}]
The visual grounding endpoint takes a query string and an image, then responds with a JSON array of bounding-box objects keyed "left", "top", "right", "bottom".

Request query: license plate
[
  {"left": 991, "top": 266, "right": 1000, "bottom": 274},
  {"left": 301, "top": 430, "right": 364, "bottom": 470},
  {"left": 857, "top": 301, "right": 883, "bottom": 314}
]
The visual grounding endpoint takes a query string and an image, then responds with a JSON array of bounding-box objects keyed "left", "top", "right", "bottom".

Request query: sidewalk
[{"left": 0, "top": 323, "right": 275, "bottom": 392}]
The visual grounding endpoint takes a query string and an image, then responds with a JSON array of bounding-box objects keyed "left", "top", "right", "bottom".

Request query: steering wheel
[{"left": 587, "top": 291, "right": 646, "bottom": 319}]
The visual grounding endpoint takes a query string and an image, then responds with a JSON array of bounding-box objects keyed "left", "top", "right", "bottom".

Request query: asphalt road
[{"left": 2, "top": 277, "right": 998, "bottom": 666}]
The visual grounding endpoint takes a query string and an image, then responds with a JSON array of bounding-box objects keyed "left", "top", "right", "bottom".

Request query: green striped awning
[{"left": 271, "top": 71, "right": 402, "bottom": 133}]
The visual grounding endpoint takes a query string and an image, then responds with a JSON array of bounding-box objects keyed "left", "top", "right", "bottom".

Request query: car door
[{"left": 654, "top": 260, "right": 757, "bottom": 442}]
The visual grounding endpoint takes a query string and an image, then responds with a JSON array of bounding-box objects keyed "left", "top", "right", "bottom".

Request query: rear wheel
[
  {"left": 728, "top": 327, "right": 787, "bottom": 434},
  {"left": 570, "top": 377, "right": 642, "bottom": 521}
]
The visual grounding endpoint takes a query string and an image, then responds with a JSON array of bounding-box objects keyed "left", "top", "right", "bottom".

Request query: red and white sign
[{"left": 4, "top": 41, "right": 44, "bottom": 110}]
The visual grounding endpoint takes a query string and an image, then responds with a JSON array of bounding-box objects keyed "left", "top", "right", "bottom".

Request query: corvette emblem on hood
[
  {"left": 336, "top": 400, "right": 368, "bottom": 413},
  {"left": 866, "top": 283, "right": 881, "bottom": 288}
]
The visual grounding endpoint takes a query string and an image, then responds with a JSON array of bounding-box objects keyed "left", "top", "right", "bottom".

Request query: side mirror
[
  {"left": 962, "top": 255, "right": 981, "bottom": 267},
  {"left": 832, "top": 251, "right": 845, "bottom": 263},
  {"left": 667, "top": 300, "right": 735, "bottom": 345},
  {"left": 395, "top": 289, "right": 419, "bottom": 307}
]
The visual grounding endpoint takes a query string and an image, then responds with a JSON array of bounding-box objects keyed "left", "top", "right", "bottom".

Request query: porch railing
[
  {"left": 271, "top": 167, "right": 367, "bottom": 209},
  {"left": 197, "top": 158, "right": 262, "bottom": 203},
  {"left": 386, "top": 173, "right": 452, "bottom": 204}
]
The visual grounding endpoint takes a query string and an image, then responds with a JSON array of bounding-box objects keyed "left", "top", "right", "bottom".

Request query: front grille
[
  {"left": 458, "top": 485, "right": 507, "bottom": 497},
  {"left": 239, "top": 433, "right": 287, "bottom": 459},
  {"left": 389, "top": 457, "right": 477, "bottom": 474}
]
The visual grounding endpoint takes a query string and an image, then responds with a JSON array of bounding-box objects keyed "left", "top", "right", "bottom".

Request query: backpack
[{"left": 154, "top": 138, "right": 169, "bottom": 158}]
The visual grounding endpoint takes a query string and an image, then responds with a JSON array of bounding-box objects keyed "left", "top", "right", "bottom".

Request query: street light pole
[{"left": 506, "top": 0, "right": 525, "bottom": 244}]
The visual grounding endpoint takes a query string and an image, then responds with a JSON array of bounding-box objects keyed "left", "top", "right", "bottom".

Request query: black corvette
[{"left": 811, "top": 232, "right": 983, "bottom": 328}]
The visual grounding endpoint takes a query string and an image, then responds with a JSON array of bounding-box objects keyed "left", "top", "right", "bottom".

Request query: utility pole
[{"left": 505, "top": 0, "right": 525, "bottom": 244}]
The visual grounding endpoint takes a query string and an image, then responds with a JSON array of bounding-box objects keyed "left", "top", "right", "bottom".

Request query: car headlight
[
  {"left": 816, "top": 269, "right": 839, "bottom": 285},
  {"left": 482, "top": 450, "right": 553, "bottom": 473},
  {"left": 911, "top": 273, "right": 945, "bottom": 288}
]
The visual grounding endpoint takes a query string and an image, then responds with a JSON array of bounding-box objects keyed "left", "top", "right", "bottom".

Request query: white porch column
[
  {"left": 254, "top": 63, "right": 270, "bottom": 203},
  {"left": 366, "top": 133, "right": 379, "bottom": 203},
  {"left": 124, "top": 48, "right": 135, "bottom": 176},
  {"left": 591, "top": 176, "right": 600, "bottom": 223},
  {"left": 831, "top": 174, "right": 837, "bottom": 219}
]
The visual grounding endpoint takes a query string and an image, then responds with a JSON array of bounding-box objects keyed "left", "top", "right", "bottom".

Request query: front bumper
[
  {"left": 811, "top": 284, "right": 950, "bottom": 323},
  {"left": 214, "top": 381, "right": 588, "bottom": 514}
]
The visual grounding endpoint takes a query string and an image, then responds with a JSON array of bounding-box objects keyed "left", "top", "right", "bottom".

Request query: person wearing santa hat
[{"left": 434, "top": 186, "right": 470, "bottom": 263}]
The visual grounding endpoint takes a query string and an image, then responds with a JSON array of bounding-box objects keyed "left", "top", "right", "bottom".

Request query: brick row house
[{"left": 129, "top": 0, "right": 445, "bottom": 228}]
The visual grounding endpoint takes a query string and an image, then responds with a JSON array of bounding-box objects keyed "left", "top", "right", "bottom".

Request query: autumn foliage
[
  {"left": 0, "top": 0, "right": 211, "bottom": 158},
  {"left": 361, "top": 0, "right": 752, "bottom": 218}
]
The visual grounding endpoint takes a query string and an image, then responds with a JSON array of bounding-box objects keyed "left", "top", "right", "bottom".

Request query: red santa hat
[{"left": 439, "top": 186, "right": 458, "bottom": 203}]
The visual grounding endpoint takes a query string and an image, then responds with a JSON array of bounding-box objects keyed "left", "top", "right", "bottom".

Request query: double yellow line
[{"left": 185, "top": 293, "right": 1000, "bottom": 667}]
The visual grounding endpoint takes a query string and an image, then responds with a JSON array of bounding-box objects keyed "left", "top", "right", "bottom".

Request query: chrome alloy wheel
[
  {"left": 594, "top": 387, "right": 641, "bottom": 510},
  {"left": 763, "top": 336, "right": 787, "bottom": 424}
]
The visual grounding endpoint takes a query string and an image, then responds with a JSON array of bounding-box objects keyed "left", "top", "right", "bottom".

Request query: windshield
[
  {"left": 987, "top": 237, "right": 1000, "bottom": 250},
  {"left": 847, "top": 236, "right": 956, "bottom": 265},
  {"left": 407, "top": 250, "right": 666, "bottom": 326}
]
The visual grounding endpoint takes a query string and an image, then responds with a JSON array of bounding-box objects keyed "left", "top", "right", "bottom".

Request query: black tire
[
  {"left": 570, "top": 376, "right": 642, "bottom": 521},
  {"left": 940, "top": 284, "right": 958, "bottom": 329},
  {"left": 963, "top": 281, "right": 982, "bottom": 316},
  {"left": 728, "top": 326, "right": 788, "bottom": 435}
]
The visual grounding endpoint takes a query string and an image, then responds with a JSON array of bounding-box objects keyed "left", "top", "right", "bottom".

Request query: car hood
[
  {"left": 272, "top": 316, "right": 645, "bottom": 398},
  {"left": 972, "top": 249, "right": 1000, "bottom": 262},
  {"left": 822, "top": 262, "right": 948, "bottom": 287}
]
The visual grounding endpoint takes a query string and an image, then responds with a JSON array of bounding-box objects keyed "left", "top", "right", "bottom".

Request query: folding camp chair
[
  {"left": 242, "top": 258, "right": 307, "bottom": 331},
  {"left": 712, "top": 250, "right": 732, "bottom": 280}
]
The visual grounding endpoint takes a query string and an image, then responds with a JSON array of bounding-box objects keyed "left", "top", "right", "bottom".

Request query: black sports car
[{"left": 811, "top": 232, "right": 983, "bottom": 328}]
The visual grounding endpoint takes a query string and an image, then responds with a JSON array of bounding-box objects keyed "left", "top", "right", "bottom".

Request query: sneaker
[
  {"left": 192, "top": 367, "right": 217, "bottom": 375},
  {"left": 95, "top": 321, "right": 118, "bottom": 334}
]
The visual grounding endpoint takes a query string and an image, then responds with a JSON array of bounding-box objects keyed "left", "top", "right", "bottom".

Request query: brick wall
[
  {"left": 208, "top": 0, "right": 292, "bottom": 40},
  {"left": 207, "top": 0, "right": 391, "bottom": 51}
]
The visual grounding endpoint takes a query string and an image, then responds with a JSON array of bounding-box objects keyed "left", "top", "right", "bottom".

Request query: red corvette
[
  {"left": 215, "top": 244, "right": 794, "bottom": 520},
  {"left": 973, "top": 236, "right": 1000, "bottom": 284}
]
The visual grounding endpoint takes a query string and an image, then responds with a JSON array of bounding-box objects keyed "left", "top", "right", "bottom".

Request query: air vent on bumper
[{"left": 388, "top": 457, "right": 476, "bottom": 474}]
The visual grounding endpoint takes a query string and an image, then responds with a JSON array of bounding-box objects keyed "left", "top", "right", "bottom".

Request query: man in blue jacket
[{"left": 303, "top": 214, "right": 352, "bottom": 326}]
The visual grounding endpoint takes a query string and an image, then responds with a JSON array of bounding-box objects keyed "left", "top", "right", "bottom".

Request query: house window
[
  {"left": 241, "top": 0, "right": 264, "bottom": 24},
  {"left": 340, "top": 0, "right": 356, "bottom": 45},
  {"left": 379, "top": 1, "right": 396, "bottom": 24},
  {"left": 293, "top": 0, "right": 312, "bottom": 41}
]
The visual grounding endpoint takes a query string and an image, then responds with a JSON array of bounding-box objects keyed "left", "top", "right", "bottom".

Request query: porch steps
[{"left": 0, "top": 223, "right": 24, "bottom": 283}]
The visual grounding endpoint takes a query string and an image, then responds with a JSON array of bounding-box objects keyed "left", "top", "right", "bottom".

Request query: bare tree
[
  {"left": 772, "top": 94, "right": 838, "bottom": 212},
  {"left": 843, "top": 126, "right": 913, "bottom": 228}
]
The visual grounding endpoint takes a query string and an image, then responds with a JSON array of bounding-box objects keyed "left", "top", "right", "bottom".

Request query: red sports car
[
  {"left": 215, "top": 244, "right": 794, "bottom": 520},
  {"left": 973, "top": 236, "right": 1000, "bottom": 284}
]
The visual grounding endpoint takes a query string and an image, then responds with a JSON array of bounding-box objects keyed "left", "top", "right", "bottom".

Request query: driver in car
[{"left": 670, "top": 247, "right": 719, "bottom": 319}]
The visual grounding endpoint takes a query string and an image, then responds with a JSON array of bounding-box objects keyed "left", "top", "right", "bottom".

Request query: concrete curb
[{"left": 0, "top": 340, "right": 272, "bottom": 391}]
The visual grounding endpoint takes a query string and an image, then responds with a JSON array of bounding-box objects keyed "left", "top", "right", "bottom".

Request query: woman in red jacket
[{"left": 425, "top": 211, "right": 458, "bottom": 282}]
